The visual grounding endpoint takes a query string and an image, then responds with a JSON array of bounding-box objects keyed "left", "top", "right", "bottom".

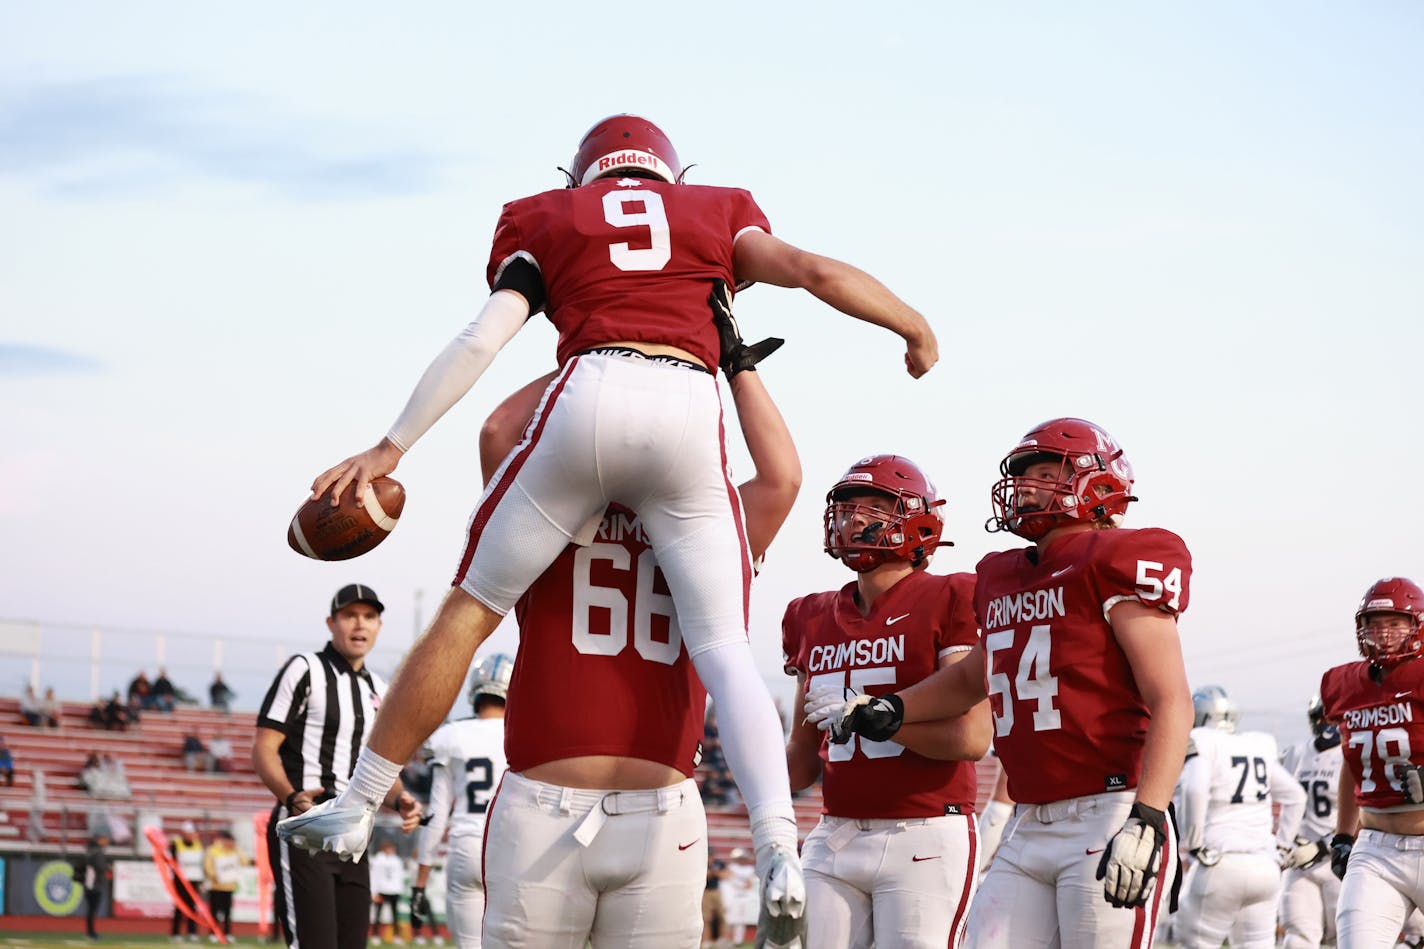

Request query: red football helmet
[
  {"left": 824, "top": 455, "right": 946, "bottom": 573},
  {"left": 566, "top": 115, "right": 682, "bottom": 187},
  {"left": 989, "top": 418, "right": 1136, "bottom": 541},
  {"left": 1355, "top": 577, "right": 1424, "bottom": 666}
]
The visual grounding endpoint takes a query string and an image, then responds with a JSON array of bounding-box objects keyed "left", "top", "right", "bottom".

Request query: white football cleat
[
  {"left": 276, "top": 799, "right": 376, "bottom": 862},
  {"left": 755, "top": 845, "right": 806, "bottom": 949}
]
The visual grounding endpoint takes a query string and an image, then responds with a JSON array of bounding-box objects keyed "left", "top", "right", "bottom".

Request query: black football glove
[
  {"left": 410, "top": 885, "right": 431, "bottom": 920},
  {"left": 1330, "top": 833, "right": 1354, "bottom": 880},
  {"left": 710, "top": 279, "right": 783, "bottom": 377},
  {"left": 1096, "top": 802, "right": 1167, "bottom": 908},
  {"left": 831, "top": 693, "right": 904, "bottom": 744}
]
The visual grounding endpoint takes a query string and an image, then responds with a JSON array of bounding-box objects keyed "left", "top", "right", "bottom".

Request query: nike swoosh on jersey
[
  {"left": 1051, "top": 566, "right": 1074, "bottom": 578},
  {"left": 1085, "top": 848, "right": 1105, "bottom": 855},
  {"left": 911, "top": 855, "right": 940, "bottom": 862},
  {"left": 1397, "top": 692, "right": 1413, "bottom": 699},
  {"left": 886, "top": 613, "right": 912, "bottom": 626},
  {"left": 678, "top": 839, "right": 700, "bottom": 851}
]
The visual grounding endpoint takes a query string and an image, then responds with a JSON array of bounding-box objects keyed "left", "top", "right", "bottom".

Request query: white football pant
[
  {"left": 1280, "top": 859, "right": 1339, "bottom": 949},
  {"left": 802, "top": 813, "right": 977, "bottom": 948},
  {"left": 444, "top": 833, "right": 484, "bottom": 948},
  {"left": 482, "top": 771, "right": 706, "bottom": 949},
  {"left": 1174, "top": 852, "right": 1280, "bottom": 949},
  {"left": 1337, "top": 828, "right": 1424, "bottom": 949},
  {"left": 965, "top": 792, "right": 1174, "bottom": 949}
]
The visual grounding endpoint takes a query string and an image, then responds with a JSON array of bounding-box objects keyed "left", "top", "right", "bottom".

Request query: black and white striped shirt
[{"left": 257, "top": 643, "right": 386, "bottom": 804}]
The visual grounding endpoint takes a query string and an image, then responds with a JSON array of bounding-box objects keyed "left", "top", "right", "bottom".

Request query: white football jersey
[
  {"left": 424, "top": 717, "right": 508, "bottom": 840},
  {"left": 1179, "top": 727, "right": 1306, "bottom": 856},
  {"left": 1280, "top": 736, "right": 1343, "bottom": 841}
]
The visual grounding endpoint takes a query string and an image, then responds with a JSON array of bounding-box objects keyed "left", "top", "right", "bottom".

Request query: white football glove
[
  {"left": 755, "top": 844, "right": 806, "bottom": 949},
  {"left": 1096, "top": 802, "right": 1167, "bottom": 908},
  {"left": 803, "top": 688, "right": 903, "bottom": 744},
  {"left": 1280, "top": 834, "right": 1329, "bottom": 870},
  {"left": 802, "top": 686, "right": 849, "bottom": 731},
  {"left": 276, "top": 798, "right": 377, "bottom": 863},
  {"left": 1402, "top": 764, "right": 1424, "bottom": 804}
]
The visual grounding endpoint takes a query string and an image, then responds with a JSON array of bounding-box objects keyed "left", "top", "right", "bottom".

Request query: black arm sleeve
[{"left": 492, "top": 256, "right": 547, "bottom": 314}]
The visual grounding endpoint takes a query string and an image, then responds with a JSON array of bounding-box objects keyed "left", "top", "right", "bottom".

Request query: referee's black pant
[{"left": 267, "top": 804, "right": 371, "bottom": 949}]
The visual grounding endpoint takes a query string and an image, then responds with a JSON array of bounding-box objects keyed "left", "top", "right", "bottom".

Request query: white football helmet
[
  {"left": 1192, "top": 685, "right": 1238, "bottom": 732},
  {"left": 468, "top": 653, "right": 515, "bottom": 710}
]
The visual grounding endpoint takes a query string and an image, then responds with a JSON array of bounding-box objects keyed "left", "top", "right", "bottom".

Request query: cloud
[
  {"left": 0, "top": 77, "right": 447, "bottom": 199},
  {"left": 0, "top": 344, "right": 102, "bottom": 376}
]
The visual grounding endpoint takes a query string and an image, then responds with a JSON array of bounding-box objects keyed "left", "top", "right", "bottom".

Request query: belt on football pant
[
  {"left": 1360, "top": 827, "right": 1424, "bottom": 851},
  {"left": 551, "top": 784, "right": 688, "bottom": 848},
  {"left": 577, "top": 345, "right": 711, "bottom": 374},
  {"left": 1026, "top": 790, "right": 1131, "bottom": 824}
]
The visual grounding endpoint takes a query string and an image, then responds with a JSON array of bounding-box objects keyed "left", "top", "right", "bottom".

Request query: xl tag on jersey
[
  {"left": 1103, "top": 774, "right": 1128, "bottom": 791},
  {"left": 943, "top": 804, "right": 964, "bottom": 815}
]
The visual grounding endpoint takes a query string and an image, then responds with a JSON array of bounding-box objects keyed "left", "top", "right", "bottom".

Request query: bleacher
[{"left": 0, "top": 696, "right": 270, "bottom": 852}]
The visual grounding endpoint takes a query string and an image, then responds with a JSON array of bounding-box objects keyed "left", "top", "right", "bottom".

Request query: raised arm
[
  {"left": 312, "top": 289, "right": 531, "bottom": 503},
  {"left": 727, "top": 370, "right": 800, "bottom": 563},
  {"left": 732, "top": 230, "right": 937, "bottom": 378}
]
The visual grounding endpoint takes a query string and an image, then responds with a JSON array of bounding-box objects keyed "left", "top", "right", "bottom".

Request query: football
[{"left": 287, "top": 477, "right": 406, "bottom": 561}]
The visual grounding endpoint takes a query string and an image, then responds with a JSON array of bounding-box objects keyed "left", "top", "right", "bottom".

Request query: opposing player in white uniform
[
  {"left": 1174, "top": 685, "right": 1305, "bottom": 949},
  {"left": 413, "top": 654, "right": 512, "bottom": 948},
  {"left": 784, "top": 455, "right": 990, "bottom": 948},
  {"left": 1276, "top": 695, "right": 1344, "bottom": 949}
]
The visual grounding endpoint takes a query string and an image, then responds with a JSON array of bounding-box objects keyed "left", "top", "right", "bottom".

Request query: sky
[{"left": 1, "top": 2, "right": 1420, "bottom": 740}]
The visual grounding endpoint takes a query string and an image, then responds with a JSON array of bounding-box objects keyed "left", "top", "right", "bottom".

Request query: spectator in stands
[
  {"left": 82, "top": 828, "right": 112, "bottom": 940},
  {"left": 182, "top": 733, "right": 211, "bottom": 773},
  {"left": 205, "top": 829, "right": 246, "bottom": 940},
  {"left": 20, "top": 685, "right": 58, "bottom": 728},
  {"left": 127, "top": 671, "right": 153, "bottom": 712},
  {"left": 152, "top": 668, "right": 178, "bottom": 713},
  {"left": 369, "top": 838, "right": 405, "bottom": 945},
  {"left": 209, "top": 673, "right": 235, "bottom": 714},
  {"left": 40, "top": 688, "right": 62, "bottom": 729},
  {"left": 208, "top": 730, "right": 234, "bottom": 774},
  {"left": 91, "top": 691, "right": 134, "bottom": 730},
  {"left": 171, "top": 820, "right": 206, "bottom": 942},
  {"left": 79, "top": 753, "right": 132, "bottom": 800},
  {"left": 0, "top": 736, "right": 13, "bottom": 787}
]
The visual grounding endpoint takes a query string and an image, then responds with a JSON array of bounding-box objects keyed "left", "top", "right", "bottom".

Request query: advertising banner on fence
[
  {"left": 113, "top": 861, "right": 261, "bottom": 921},
  {"left": 5, "top": 856, "right": 84, "bottom": 917}
]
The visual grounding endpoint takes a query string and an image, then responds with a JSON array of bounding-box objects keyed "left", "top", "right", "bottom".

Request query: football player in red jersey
[
  {"left": 469, "top": 329, "right": 800, "bottom": 948},
  {"left": 1320, "top": 577, "right": 1424, "bottom": 949},
  {"left": 284, "top": 114, "right": 936, "bottom": 930},
  {"left": 783, "top": 455, "right": 991, "bottom": 948},
  {"left": 809, "top": 418, "right": 1194, "bottom": 949}
]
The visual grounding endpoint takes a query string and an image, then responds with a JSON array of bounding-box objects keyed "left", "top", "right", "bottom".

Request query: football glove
[
  {"left": 410, "top": 885, "right": 431, "bottom": 921},
  {"left": 1402, "top": 764, "right": 1424, "bottom": 804},
  {"left": 1330, "top": 833, "right": 1354, "bottom": 880},
  {"left": 805, "top": 688, "right": 904, "bottom": 744},
  {"left": 710, "top": 279, "right": 783, "bottom": 377},
  {"left": 1096, "top": 802, "right": 1167, "bottom": 908},
  {"left": 754, "top": 844, "right": 806, "bottom": 949},
  {"left": 1280, "top": 834, "right": 1329, "bottom": 870}
]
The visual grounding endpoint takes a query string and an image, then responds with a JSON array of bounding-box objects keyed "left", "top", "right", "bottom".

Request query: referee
[{"left": 253, "top": 583, "right": 422, "bottom": 949}]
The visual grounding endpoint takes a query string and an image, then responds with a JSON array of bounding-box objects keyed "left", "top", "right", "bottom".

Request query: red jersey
[
  {"left": 505, "top": 505, "right": 705, "bottom": 776},
  {"left": 486, "top": 179, "right": 771, "bottom": 372},
  {"left": 782, "top": 571, "right": 981, "bottom": 819},
  {"left": 975, "top": 528, "right": 1191, "bottom": 805},
  {"left": 1320, "top": 658, "right": 1424, "bottom": 811}
]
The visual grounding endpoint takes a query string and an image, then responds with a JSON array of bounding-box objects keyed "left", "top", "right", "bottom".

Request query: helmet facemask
[
  {"left": 824, "top": 489, "right": 944, "bottom": 574},
  {"left": 989, "top": 446, "right": 1134, "bottom": 540},
  {"left": 1356, "top": 611, "right": 1423, "bottom": 666}
]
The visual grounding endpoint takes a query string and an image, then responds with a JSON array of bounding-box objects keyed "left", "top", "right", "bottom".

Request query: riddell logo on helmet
[
  {"left": 1368, "top": 598, "right": 1398, "bottom": 610},
  {"left": 598, "top": 151, "right": 664, "bottom": 173}
]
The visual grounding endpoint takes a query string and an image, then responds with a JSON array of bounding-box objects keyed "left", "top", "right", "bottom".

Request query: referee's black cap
[{"left": 330, "top": 583, "right": 385, "bottom": 616}]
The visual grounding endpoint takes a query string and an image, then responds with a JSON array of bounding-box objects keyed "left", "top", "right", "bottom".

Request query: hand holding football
[{"left": 287, "top": 477, "right": 405, "bottom": 561}]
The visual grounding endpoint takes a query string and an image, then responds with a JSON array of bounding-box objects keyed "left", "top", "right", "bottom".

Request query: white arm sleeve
[
  {"left": 386, "top": 290, "right": 530, "bottom": 452},
  {"left": 1268, "top": 758, "right": 1308, "bottom": 847},
  {"left": 416, "top": 763, "right": 455, "bottom": 868}
]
